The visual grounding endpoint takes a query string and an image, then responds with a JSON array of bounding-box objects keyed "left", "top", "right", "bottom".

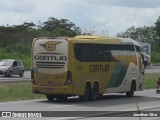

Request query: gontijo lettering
[
  {"left": 34, "top": 55, "right": 67, "bottom": 61},
  {"left": 89, "top": 65, "right": 109, "bottom": 72}
]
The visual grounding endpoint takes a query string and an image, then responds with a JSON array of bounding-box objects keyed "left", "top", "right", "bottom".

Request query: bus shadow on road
[{"left": 38, "top": 93, "right": 160, "bottom": 108}]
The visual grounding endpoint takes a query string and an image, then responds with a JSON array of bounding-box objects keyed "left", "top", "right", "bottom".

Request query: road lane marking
[
  {"left": 0, "top": 99, "right": 46, "bottom": 105},
  {"left": 125, "top": 105, "right": 160, "bottom": 111},
  {"left": 48, "top": 105, "right": 160, "bottom": 120},
  {"left": 49, "top": 117, "right": 84, "bottom": 120},
  {"left": 48, "top": 104, "right": 75, "bottom": 109}
]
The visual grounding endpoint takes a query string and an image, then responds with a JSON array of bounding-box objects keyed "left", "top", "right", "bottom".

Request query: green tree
[
  {"left": 154, "top": 16, "right": 160, "bottom": 45},
  {"left": 0, "top": 17, "right": 82, "bottom": 68},
  {"left": 43, "top": 17, "right": 81, "bottom": 37},
  {"left": 116, "top": 17, "right": 160, "bottom": 63},
  {"left": 116, "top": 26, "right": 156, "bottom": 43}
]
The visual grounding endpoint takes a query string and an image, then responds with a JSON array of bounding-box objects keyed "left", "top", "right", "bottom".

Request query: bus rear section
[{"left": 31, "top": 38, "right": 73, "bottom": 100}]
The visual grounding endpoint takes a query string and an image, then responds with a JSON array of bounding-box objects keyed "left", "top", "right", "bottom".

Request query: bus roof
[
  {"left": 74, "top": 35, "right": 111, "bottom": 39},
  {"left": 120, "top": 38, "right": 141, "bottom": 47},
  {"left": 73, "top": 35, "right": 140, "bottom": 46},
  {"left": 33, "top": 36, "right": 141, "bottom": 47}
]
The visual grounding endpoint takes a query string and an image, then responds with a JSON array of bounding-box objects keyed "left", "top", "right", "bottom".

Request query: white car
[{"left": 0, "top": 59, "right": 24, "bottom": 77}]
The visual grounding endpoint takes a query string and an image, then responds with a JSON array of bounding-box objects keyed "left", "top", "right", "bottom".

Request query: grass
[
  {"left": 152, "top": 62, "right": 160, "bottom": 66},
  {"left": 144, "top": 74, "right": 159, "bottom": 89},
  {"left": 0, "top": 81, "right": 45, "bottom": 102},
  {"left": 0, "top": 47, "right": 31, "bottom": 70},
  {"left": 0, "top": 73, "right": 159, "bottom": 102}
]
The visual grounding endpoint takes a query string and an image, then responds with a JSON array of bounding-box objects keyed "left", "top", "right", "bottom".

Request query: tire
[
  {"left": 46, "top": 95, "right": 55, "bottom": 101},
  {"left": 20, "top": 71, "right": 24, "bottom": 77},
  {"left": 91, "top": 83, "right": 99, "bottom": 101},
  {"left": 99, "top": 94, "right": 103, "bottom": 98},
  {"left": 126, "top": 82, "right": 135, "bottom": 97},
  {"left": 8, "top": 71, "right": 12, "bottom": 77},
  {"left": 79, "top": 84, "right": 91, "bottom": 102},
  {"left": 56, "top": 96, "right": 68, "bottom": 101}
]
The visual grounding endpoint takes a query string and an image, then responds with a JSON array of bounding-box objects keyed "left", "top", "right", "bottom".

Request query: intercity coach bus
[{"left": 31, "top": 35, "right": 145, "bottom": 101}]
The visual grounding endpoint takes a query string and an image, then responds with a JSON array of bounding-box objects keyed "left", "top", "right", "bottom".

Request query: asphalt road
[
  {"left": 0, "top": 71, "right": 31, "bottom": 81},
  {"left": 145, "top": 65, "right": 160, "bottom": 74},
  {"left": 0, "top": 67, "right": 160, "bottom": 119},
  {"left": 0, "top": 89, "right": 160, "bottom": 119}
]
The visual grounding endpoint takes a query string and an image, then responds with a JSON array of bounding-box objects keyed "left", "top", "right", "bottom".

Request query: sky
[{"left": 0, "top": 0, "right": 160, "bottom": 36}]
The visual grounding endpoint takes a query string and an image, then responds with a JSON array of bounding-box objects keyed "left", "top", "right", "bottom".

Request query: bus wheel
[
  {"left": 126, "top": 81, "right": 135, "bottom": 97},
  {"left": 79, "top": 84, "right": 91, "bottom": 102},
  {"left": 91, "top": 83, "right": 99, "bottom": 101},
  {"left": 46, "top": 94, "right": 55, "bottom": 101}
]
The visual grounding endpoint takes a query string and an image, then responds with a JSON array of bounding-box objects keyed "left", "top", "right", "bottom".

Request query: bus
[{"left": 31, "top": 35, "right": 145, "bottom": 102}]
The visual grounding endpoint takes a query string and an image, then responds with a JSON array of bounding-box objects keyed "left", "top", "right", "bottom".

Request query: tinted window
[
  {"left": 135, "top": 46, "right": 141, "bottom": 52},
  {"left": 17, "top": 61, "right": 22, "bottom": 66},
  {"left": 74, "top": 43, "right": 118, "bottom": 62}
]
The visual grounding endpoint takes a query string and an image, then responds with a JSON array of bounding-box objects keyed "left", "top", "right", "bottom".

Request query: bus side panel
[
  {"left": 105, "top": 45, "right": 140, "bottom": 93},
  {"left": 72, "top": 60, "right": 86, "bottom": 95},
  {"left": 72, "top": 61, "right": 119, "bottom": 95},
  {"left": 103, "top": 42, "right": 143, "bottom": 94},
  {"left": 68, "top": 41, "right": 84, "bottom": 95}
]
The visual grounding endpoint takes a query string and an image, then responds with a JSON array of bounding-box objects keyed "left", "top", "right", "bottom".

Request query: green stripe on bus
[{"left": 107, "top": 62, "right": 129, "bottom": 88}]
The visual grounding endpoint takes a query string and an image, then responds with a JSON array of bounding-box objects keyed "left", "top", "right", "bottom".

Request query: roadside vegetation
[
  {"left": 0, "top": 74, "right": 158, "bottom": 102},
  {"left": 0, "top": 16, "right": 160, "bottom": 69},
  {"left": 0, "top": 17, "right": 81, "bottom": 69},
  {"left": 0, "top": 81, "right": 45, "bottom": 102},
  {"left": 0, "top": 16, "right": 160, "bottom": 102},
  {"left": 144, "top": 74, "right": 159, "bottom": 89}
]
